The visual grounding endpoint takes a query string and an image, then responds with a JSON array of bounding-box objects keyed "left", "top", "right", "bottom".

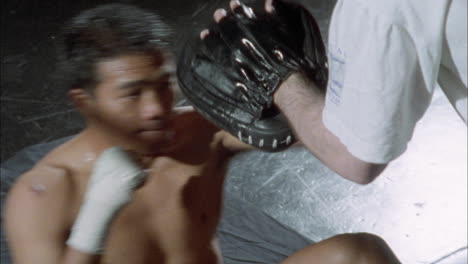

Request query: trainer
[{"left": 177, "top": 0, "right": 467, "bottom": 184}]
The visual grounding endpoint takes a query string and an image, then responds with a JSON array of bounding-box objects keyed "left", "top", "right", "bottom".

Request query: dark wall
[
  {"left": 0, "top": 0, "right": 225, "bottom": 162},
  {"left": 1, "top": 0, "right": 334, "bottom": 162}
]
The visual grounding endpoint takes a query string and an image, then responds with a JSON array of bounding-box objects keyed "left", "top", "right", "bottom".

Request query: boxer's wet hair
[{"left": 57, "top": 4, "right": 173, "bottom": 92}]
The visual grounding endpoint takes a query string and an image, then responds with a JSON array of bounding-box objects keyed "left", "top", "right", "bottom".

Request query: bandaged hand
[{"left": 67, "top": 147, "right": 147, "bottom": 254}]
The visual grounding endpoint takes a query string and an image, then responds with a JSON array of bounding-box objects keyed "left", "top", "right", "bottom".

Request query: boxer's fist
[
  {"left": 86, "top": 147, "right": 147, "bottom": 207},
  {"left": 67, "top": 147, "right": 147, "bottom": 254}
]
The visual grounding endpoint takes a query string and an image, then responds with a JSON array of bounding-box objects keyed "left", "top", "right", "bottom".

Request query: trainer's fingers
[
  {"left": 230, "top": 0, "right": 241, "bottom": 11},
  {"left": 200, "top": 29, "right": 210, "bottom": 39},
  {"left": 265, "top": 0, "right": 274, "bottom": 13},
  {"left": 214, "top": 8, "right": 227, "bottom": 23}
]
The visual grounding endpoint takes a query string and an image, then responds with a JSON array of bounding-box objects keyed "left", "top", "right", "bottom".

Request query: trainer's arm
[
  {"left": 274, "top": 73, "right": 387, "bottom": 184},
  {"left": 4, "top": 168, "right": 99, "bottom": 264}
]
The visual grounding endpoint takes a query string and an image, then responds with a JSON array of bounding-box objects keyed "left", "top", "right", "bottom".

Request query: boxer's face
[{"left": 87, "top": 51, "right": 175, "bottom": 154}]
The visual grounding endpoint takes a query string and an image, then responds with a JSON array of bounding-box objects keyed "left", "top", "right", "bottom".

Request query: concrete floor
[
  {"left": 1, "top": 0, "right": 467, "bottom": 263},
  {"left": 225, "top": 87, "right": 467, "bottom": 263}
]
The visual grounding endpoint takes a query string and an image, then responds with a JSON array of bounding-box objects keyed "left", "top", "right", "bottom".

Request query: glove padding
[{"left": 177, "top": 0, "right": 328, "bottom": 151}]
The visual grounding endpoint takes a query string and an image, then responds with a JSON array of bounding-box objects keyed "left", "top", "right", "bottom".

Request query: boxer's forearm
[
  {"left": 62, "top": 248, "right": 100, "bottom": 264},
  {"left": 67, "top": 148, "right": 146, "bottom": 255},
  {"left": 274, "top": 73, "right": 386, "bottom": 184},
  {"left": 11, "top": 248, "right": 99, "bottom": 264}
]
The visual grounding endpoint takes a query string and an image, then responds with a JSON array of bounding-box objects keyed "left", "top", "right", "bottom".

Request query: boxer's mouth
[{"left": 138, "top": 122, "right": 169, "bottom": 132}]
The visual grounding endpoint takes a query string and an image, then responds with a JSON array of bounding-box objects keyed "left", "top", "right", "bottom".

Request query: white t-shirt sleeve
[{"left": 322, "top": 1, "right": 434, "bottom": 164}]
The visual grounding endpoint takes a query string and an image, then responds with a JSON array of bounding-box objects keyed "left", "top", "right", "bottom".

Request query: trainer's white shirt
[{"left": 322, "top": 0, "right": 467, "bottom": 163}]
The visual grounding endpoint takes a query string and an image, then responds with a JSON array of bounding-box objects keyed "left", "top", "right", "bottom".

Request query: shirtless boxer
[{"left": 4, "top": 4, "right": 400, "bottom": 264}]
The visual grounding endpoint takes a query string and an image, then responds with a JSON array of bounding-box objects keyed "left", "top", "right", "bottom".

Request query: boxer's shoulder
[
  {"left": 171, "top": 106, "right": 221, "bottom": 143},
  {"left": 14, "top": 160, "right": 74, "bottom": 201},
  {"left": 38, "top": 134, "right": 94, "bottom": 175},
  {"left": 6, "top": 160, "right": 76, "bottom": 232},
  {"left": 4, "top": 162, "right": 75, "bottom": 257},
  {"left": 12, "top": 138, "right": 84, "bottom": 207}
]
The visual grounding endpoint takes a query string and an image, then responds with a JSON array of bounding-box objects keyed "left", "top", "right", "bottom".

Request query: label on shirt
[{"left": 327, "top": 47, "right": 346, "bottom": 105}]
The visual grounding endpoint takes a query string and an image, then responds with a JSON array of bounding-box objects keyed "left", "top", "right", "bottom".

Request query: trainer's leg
[{"left": 280, "top": 233, "right": 401, "bottom": 264}]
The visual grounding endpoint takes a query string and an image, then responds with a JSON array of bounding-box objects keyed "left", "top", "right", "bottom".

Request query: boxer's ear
[{"left": 68, "top": 88, "right": 93, "bottom": 112}]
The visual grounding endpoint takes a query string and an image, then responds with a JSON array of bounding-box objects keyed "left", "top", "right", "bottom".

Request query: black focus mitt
[{"left": 177, "top": 0, "right": 328, "bottom": 151}]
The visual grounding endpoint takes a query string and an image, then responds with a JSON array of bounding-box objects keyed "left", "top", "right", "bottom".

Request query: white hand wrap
[{"left": 67, "top": 147, "right": 147, "bottom": 254}]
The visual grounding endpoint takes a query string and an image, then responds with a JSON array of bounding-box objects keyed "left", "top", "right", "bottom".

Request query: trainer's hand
[
  {"left": 200, "top": 0, "right": 275, "bottom": 39},
  {"left": 67, "top": 147, "right": 147, "bottom": 254},
  {"left": 177, "top": 0, "right": 327, "bottom": 151}
]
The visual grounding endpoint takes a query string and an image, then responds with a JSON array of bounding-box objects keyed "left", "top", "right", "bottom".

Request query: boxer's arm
[
  {"left": 274, "top": 73, "right": 387, "bottom": 184},
  {"left": 5, "top": 148, "right": 146, "bottom": 263},
  {"left": 4, "top": 167, "right": 99, "bottom": 264},
  {"left": 216, "top": 130, "right": 255, "bottom": 153},
  {"left": 218, "top": 130, "right": 307, "bottom": 153}
]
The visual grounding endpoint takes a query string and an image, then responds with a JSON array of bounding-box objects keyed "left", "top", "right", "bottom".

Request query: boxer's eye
[
  {"left": 154, "top": 75, "right": 171, "bottom": 90},
  {"left": 123, "top": 89, "right": 142, "bottom": 99},
  {"left": 154, "top": 82, "right": 170, "bottom": 91}
]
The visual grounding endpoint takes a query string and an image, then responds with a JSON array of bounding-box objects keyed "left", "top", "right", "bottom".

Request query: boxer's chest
[{"left": 99, "top": 145, "right": 228, "bottom": 264}]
